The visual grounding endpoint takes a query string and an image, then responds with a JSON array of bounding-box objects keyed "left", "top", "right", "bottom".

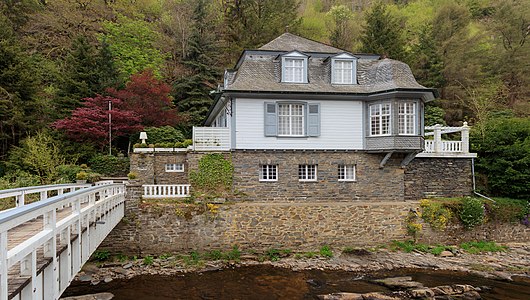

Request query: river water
[{"left": 63, "top": 265, "right": 530, "bottom": 300}]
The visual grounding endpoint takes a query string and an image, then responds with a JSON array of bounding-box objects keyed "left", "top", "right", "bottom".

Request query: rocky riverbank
[{"left": 76, "top": 242, "right": 530, "bottom": 286}]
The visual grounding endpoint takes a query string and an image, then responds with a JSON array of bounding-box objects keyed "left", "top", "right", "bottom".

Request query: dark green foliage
[
  {"left": 142, "top": 126, "right": 185, "bottom": 144},
  {"left": 360, "top": 2, "right": 407, "bottom": 61},
  {"left": 459, "top": 198, "right": 485, "bottom": 229},
  {"left": 319, "top": 245, "right": 333, "bottom": 258},
  {"left": 173, "top": 0, "right": 219, "bottom": 127},
  {"left": 471, "top": 117, "right": 530, "bottom": 199},
  {"left": 486, "top": 198, "right": 530, "bottom": 223},
  {"left": 411, "top": 25, "right": 445, "bottom": 89},
  {"left": 189, "top": 153, "right": 233, "bottom": 199},
  {"left": 92, "top": 250, "right": 111, "bottom": 262},
  {"left": 55, "top": 164, "right": 84, "bottom": 182},
  {"left": 424, "top": 104, "right": 447, "bottom": 126},
  {"left": 88, "top": 154, "right": 130, "bottom": 177}
]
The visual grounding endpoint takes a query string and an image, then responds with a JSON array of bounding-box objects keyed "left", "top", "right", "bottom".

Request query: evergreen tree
[
  {"left": 96, "top": 37, "right": 120, "bottom": 91},
  {"left": 410, "top": 25, "right": 445, "bottom": 89},
  {"left": 55, "top": 35, "right": 99, "bottom": 118},
  {"left": 359, "top": 2, "right": 407, "bottom": 61},
  {"left": 173, "top": 0, "right": 219, "bottom": 129}
]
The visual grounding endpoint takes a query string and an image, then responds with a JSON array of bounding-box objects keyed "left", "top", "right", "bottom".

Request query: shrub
[
  {"left": 420, "top": 200, "right": 453, "bottom": 230},
  {"left": 127, "top": 172, "right": 138, "bottom": 180},
  {"left": 92, "top": 250, "right": 110, "bottom": 261},
  {"left": 56, "top": 164, "right": 84, "bottom": 182},
  {"left": 459, "top": 198, "right": 485, "bottom": 229},
  {"left": 139, "top": 126, "right": 185, "bottom": 144},
  {"left": 87, "top": 172, "right": 101, "bottom": 183},
  {"left": 76, "top": 171, "right": 88, "bottom": 181},
  {"left": 224, "top": 245, "right": 241, "bottom": 261},
  {"left": 143, "top": 255, "right": 154, "bottom": 265},
  {"left": 89, "top": 154, "right": 130, "bottom": 176},
  {"left": 487, "top": 198, "right": 530, "bottom": 223}
]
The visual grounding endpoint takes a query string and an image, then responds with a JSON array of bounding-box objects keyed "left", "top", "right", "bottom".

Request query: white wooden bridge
[{"left": 0, "top": 183, "right": 126, "bottom": 300}]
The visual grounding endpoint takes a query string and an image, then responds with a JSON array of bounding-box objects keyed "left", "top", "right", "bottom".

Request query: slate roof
[
  {"left": 223, "top": 33, "right": 432, "bottom": 95},
  {"left": 259, "top": 33, "right": 343, "bottom": 53}
]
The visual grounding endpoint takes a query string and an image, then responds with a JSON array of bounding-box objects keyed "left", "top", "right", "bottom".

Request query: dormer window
[
  {"left": 331, "top": 53, "right": 357, "bottom": 85},
  {"left": 281, "top": 51, "right": 308, "bottom": 83}
]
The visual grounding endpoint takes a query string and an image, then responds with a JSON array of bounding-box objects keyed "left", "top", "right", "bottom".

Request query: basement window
[
  {"left": 298, "top": 164, "right": 317, "bottom": 182},
  {"left": 165, "top": 163, "right": 184, "bottom": 172},
  {"left": 259, "top": 165, "right": 278, "bottom": 181}
]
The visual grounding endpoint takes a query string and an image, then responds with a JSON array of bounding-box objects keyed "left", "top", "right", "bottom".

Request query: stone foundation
[{"left": 99, "top": 185, "right": 530, "bottom": 255}]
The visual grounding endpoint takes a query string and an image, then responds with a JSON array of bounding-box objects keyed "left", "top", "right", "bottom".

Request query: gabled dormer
[
  {"left": 331, "top": 53, "right": 357, "bottom": 85},
  {"left": 281, "top": 51, "right": 308, "bottom": 84}
]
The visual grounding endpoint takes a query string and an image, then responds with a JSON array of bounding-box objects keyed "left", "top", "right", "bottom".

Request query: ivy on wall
[{"left": 189, "top": 153, "right": 234, "bottom": 201}]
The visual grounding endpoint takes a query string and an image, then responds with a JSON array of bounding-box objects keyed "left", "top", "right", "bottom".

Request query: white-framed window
[
  {"left": 338, "top": 165, "right": 356, "bottom": 181},
  {"left": 283, "top": 58, "right": 305, "bottom": 83},
  {"left": 278, "top": 103, "right": 305, "bottom": 136},
  {"left": 332, "top": 60, "right": 354, "bottom": 84},
  {"left": 370, "top": 103, "right": 391, "bottom": 136},
  {"left": 299, "top": 164, "right": 317, "bottom": 181},
  {"left": 165, "top": 163, "right": 184, "bottom": 172},
  {"left": 398, "top": 102, "right": 416, "bottom": 135},
  {"left": 259, "top": 165, "right": 278, "bottom": 181}
]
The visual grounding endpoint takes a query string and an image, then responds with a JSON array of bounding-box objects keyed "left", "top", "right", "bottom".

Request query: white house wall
[{"left": 235, "top": 98, "right": 363, "bottom": 150}]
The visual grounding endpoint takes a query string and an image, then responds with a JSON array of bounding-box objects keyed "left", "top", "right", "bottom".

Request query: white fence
[
  {"left": 0, "top": 183, "right": 91, "bottom": 211},
  {"left": 420, "top": 123, "right": 475, "bottom": 157},
  {"left": 0, "top": 184, "right": 126, "bottom": 300},
  {"left": 142, "top": 184, "right": 191, "bottom": 198},
  {"left": 192, "top": 127, "right": 231, "bottom": 151}
]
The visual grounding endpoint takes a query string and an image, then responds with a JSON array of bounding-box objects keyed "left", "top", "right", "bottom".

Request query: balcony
[
  {"left": 192, "top": 127, "right": 231, "bottom": 151},
  {"left": 417, "top": 123, "right": 477, "bottom": 158}
]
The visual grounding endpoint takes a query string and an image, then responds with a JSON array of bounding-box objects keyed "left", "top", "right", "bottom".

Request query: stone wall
[
  {"left": 100, "top": 185, "right": 530, "bottom": 255},
  {"left": 231, "top": 151, "right": 406, "bottom": 201},
  {"left": 404, "top": 158, "right": 473, "bottom": 200},
  {"left": 130, "top": 152, "right": 188, "bottom": 184}
]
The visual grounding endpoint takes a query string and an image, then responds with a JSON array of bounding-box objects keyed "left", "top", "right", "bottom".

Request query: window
[
  {"left": 370, "top": 103, "right": 391, "bottom": 136},
  {"left": 165, "top": 163, "right": 184, "bottom": 172},
  {"left": 298, "top": 164, "right": 317, "bottom": 181},
  {"left": 283, "top": 58, "right": 305, "bottom": 83},
  {"left": 398, "top": 102, "right": 416, "bottom": 135},
  {"left": 278, "top": 103, "right": 305, "bottom": 136},
  {"left": 338, "top": 165, "right": 356, "bottom": 181},
  {"left": 259, "top": 165, "right": 278, "bottom": 181},
  {"left": 332, "top": 60, "right": 353, "bottom": 84}
]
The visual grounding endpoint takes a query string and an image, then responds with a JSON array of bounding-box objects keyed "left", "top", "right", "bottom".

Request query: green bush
[
  {"left": 487, "top": 198, "right": 530, "bottom": 223},
  {"left": 56, "top": 164, "right": 84, "bottom": 182},
  {"left": 89, "top": 154, "right": 130, "bottom": 177},
  {"left": 460, "top": 241, "right": 506, "bottom": 254},
  {"left": 420, "top": 200, "right": 453, "bottom": 230},
  {"left": 471, "top": 117, "right": 530, "bottom": 199},
  {"left": 139, "top": 126, "right": 185, "bottom": 144},
  {"left": 459, "top": 198, "right": 485, "bottom": 229}
]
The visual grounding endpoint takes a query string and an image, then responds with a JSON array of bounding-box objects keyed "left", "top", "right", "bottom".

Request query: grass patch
[
  {"left": 390, "top": 240, "right": 455, "bottom": 256},
  {"left": 460, "top": 241, "right": 507, "bottom": 254},
  {"left": 319, "top": 245, "right": 333, "bottom": 258}
]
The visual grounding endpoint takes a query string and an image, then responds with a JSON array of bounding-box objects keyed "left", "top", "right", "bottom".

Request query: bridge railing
[
  {"left": 0, "top": 183, "right": 92, "bottom": 211},
  {"left": 0, "top": 183, "right": 126, "bottom": 300}
]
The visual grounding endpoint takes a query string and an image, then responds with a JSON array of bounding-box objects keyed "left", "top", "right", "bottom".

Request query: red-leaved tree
[
  {"left": 107, "top": 70, "right": 182, "bottom": 127},
  {"left": 52, "top": 95, "right": 143, "bottom": 147}
]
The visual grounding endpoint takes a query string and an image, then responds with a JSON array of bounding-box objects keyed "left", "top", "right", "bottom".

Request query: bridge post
[
  {"left": 1, "top": 232, "right": 7, "bottom": 300},
  {"left": 43, "top": 210, "right": 57, "bottom": 300}
]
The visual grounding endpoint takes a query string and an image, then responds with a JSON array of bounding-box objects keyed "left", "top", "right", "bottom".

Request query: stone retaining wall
[{"left": 99, "top": 185, "right": 530, "bottom": 255}]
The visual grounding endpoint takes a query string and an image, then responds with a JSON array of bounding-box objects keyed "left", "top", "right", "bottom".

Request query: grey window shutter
[
  {"left": 307, "top": 103, "right": 320, "bottom": 137},
  {"left": 264, "top": 102, "right": 277, "bottom": 136}
]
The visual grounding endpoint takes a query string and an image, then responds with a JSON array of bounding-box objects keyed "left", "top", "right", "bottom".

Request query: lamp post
[{"left": 108, "top": 99, "right": 112, "bottom": 156}]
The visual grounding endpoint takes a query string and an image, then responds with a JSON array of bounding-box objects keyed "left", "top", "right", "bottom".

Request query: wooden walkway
[{"left": 6, "top": 205, "right": 79, "bottom": 299}]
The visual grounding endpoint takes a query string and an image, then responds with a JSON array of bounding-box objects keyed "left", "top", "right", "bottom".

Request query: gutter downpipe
[{"left": 472, "top": 157, "right": 495, "bottom": 203}]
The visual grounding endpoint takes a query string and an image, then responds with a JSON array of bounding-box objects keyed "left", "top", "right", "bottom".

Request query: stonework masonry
[
  {"left": 107, "top": 151, "right": 493, "bottom": 255},
  {"left": 100, "top": 184, "right": 530, "bottom": 255}
]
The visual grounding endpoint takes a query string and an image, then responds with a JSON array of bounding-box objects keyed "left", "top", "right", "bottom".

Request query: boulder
[
  {"left": 317, "top": 293, "right": 363, "bottom": 300},
  {"left": 373, "top": 277, "right": 424, "bottom": 289}
]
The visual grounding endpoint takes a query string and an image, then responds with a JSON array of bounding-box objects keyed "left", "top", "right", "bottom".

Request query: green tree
[
  {"left": 173, "top": 0, "right": 219, "bottom": 128},
  {"left": 471, "top": 116, "right": 530, "bottom": 199},
  {"left": 410, "top": 25, "right": 445, "bottom": 89},
  {"left": 360, "top": 2, "right": 407, "bottom": 60},
  {"left": 55, "top": 35, "right": 100, "bottom": 117},
  {"left": 327, "top": 5, "right": 354, "bottom": 50},
  {"left": 101, "top": 14, "right": 165, "bottom": 82}
]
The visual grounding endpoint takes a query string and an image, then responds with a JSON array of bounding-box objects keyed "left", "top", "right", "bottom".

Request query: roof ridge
[{"left": 258, "top": 33, "right": 344, "bottom": 53}]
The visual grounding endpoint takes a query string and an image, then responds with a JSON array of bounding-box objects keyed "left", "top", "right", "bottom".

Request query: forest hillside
[{"left": 0, "top": 0, "right": 528, "bottom": 198}]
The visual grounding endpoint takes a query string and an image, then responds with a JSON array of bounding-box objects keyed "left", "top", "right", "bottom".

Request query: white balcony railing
[
  {"left": 142, "top": 184, "right": 191, "bottom": 198},
  {"left": 192, "top": 127, "right": 231, "bottom": 151},
  {"left": 419, "top": 122, "right": 476, "bottom": 158}
]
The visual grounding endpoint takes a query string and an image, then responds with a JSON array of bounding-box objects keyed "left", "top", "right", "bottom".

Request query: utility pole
[{"left": 108, "top": 100, "right": 112, "bottom": 156}]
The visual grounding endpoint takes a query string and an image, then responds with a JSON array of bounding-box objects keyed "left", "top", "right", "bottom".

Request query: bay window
[{"left": 370, "top": 103, "right": 391, "bottom": 136}]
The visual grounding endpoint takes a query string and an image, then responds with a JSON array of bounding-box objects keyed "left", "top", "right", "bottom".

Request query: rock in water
[
  {"left": 317, "top": 292, "right": 363, "bottom": 300},
  {"left": 61, "top": 292, "right": 114, "bottom": 300},
  {"left": 373, "top": 277, "right": 424, "bottom": 289}
]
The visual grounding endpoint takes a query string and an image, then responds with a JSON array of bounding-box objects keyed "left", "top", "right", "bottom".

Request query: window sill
[
  {"left": 299, "top": 179, "right": 317, "bottom": 182},
  {"left": 165, "top": 170, "right": 184, "bottom": 173},
  {"left": 259, "top": 179, "right": 278, "bottom": 182},
  {"left": 338, "top": 179, "right": 356, "bottom": 182}
]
